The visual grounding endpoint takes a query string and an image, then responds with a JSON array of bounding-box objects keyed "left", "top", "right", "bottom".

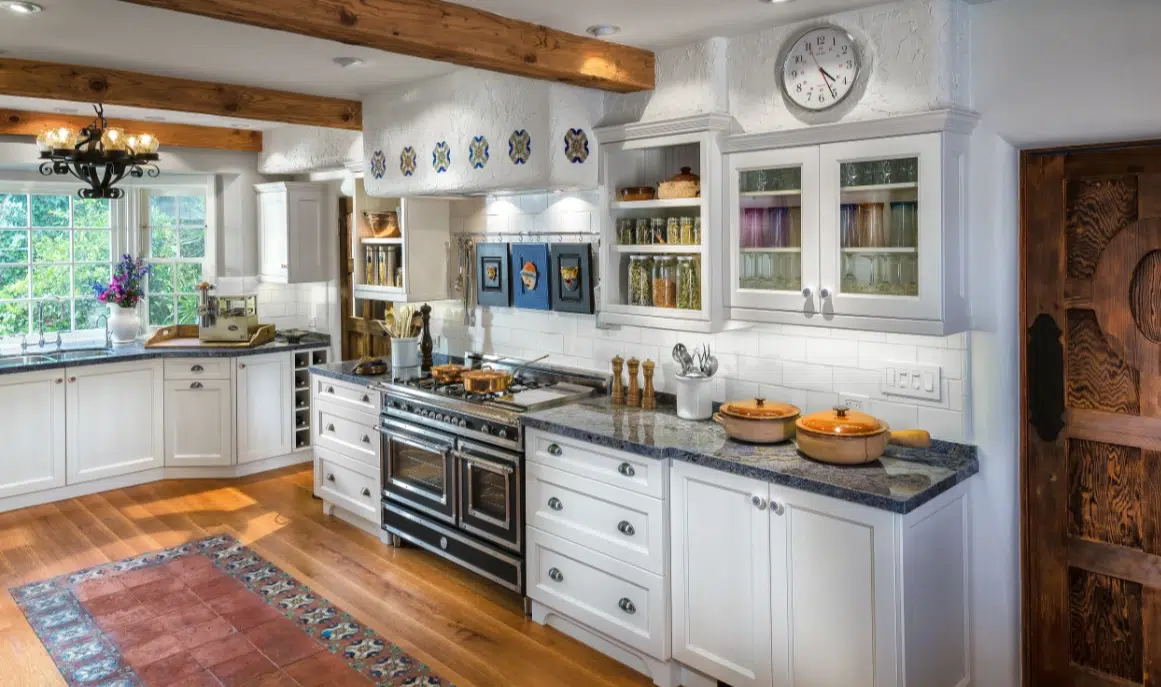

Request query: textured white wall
[
  {"left": 258, "top": 125, "right": 362, "bottom": 175},
  {"left": 601, "top": 36, "right": 730, "bottom": 127}
]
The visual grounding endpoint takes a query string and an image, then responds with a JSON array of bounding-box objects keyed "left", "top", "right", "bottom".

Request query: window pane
[
  {"left": 179, "top": 228, "right": 206, "bottom": 258},
  {"left": 179, "top": 196, "right": 206, "bottom": 228},
  {"left": 0, "top": 230, "right": 29, "bottom": 263},
  {"left": 31, "top": 195, "right": 70, "bottom": 227},
  {"left": 149, "top": 296, "right": 175, "bottom": 326},
  {"left": 0, "top": 266, "right": 29, "bottom": 299},
  {"left": 74, "top": 263, "right": 111, "bottom": 298},
  {"left": 176, "top": 295, "right": 198, "bottom": 325},
  {"left": 0, "top": 301, "right": 28, "bottom": 337},
  {"left": 150, "top": 196, "right": 178, "bottom": 228},
  {"left": 74, "top": 298, "right": 104, "bottom": 330},
  {"left": 31, "top": 230, "right": 70, "bottom": 263},
  {"left": 0, "top": 195, "right": 28, "bottom": 228},
  {"left": 75, "top": 230, "right": 112, "bottom": 262},
  {"left": 32, "top": 265, "right": 70, "bottom": 298},
  {"left": 149, "top": 263, "right": 175, "bottom": 293},
  {"left": 176, "top": 263, "right": 203, "bottom": 293},
  {"left": 73, "top": 199, "right": 111, "bottom": 229},
  {"left": 151, "top": 228, "right": 177, "bottom": 258},
  {"left": 32, "top": 299, "right": 69, "bottom": 334}
]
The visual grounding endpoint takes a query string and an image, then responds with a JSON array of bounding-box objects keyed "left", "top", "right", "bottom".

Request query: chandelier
[{"left": 37, "top": 104, "right": 161, "bottom": 199}]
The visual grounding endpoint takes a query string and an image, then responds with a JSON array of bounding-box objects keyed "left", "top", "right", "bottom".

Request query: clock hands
[{"left": 807, "top": 43, "right": 838, "bottom": 99}]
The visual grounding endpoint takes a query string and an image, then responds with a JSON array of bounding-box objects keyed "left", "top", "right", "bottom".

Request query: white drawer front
[
  {"left": 527, "top": 462, "right": 665, "bottom": 575},
  {"left": 314, "top": 405, "right": 379, "bottom": 468},
  {"left": 528, "top": 528, "right": 667, "bottom": 659},
  {"left": 316, "top": 456, "right": 379, "bottom": 521},
  {"left": 527, "top": 429, "right": 664, "bottom": 499},
  {"left": 313, "top": 375, "right": 381, "bottom": 415},
  {"left": 164, "top": 358, "right": 231, "bottom": 380}
]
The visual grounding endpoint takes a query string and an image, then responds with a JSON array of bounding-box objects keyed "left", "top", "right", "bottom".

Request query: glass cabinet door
[
  {"left": 819, "top": 134, "right": 941, "bottom": 321},
  {"left": 728, "top": 147, "right": 820, "bottom": 314}
]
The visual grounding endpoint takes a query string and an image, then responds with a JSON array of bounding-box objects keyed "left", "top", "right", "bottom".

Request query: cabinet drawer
[
  {"left": 313, "top": 375, "right": 381, "bottom": 415},
  {"left": 528, "top": 528, "right": 667, "bottom": 660},
  {"left": 314, "top": 406, "right": 379, "bottom": 468},
  {"left": 527, "top": 429, "right": 664, "bottom": 499},
  {"left": 316, "top": 456, "right": 379, "bottom": 522},
  {"left": 164, "top": 358, "right": 232, "bottom": 380},
  {"left": 527, "top": 462, "right": 665, "bottom": 575}
]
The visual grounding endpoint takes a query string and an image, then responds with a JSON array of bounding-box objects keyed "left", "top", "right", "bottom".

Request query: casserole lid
[
  {"left": 664, "top": 166, "right": 700, "bottom": 183},
  {"left": 718, "top": 397, "right": 799, "bottom": 421},
  {"left": 796, "top": 405, "right": 886, "bottom": 437}
]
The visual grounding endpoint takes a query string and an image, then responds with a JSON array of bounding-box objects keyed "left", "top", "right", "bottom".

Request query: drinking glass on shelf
[
  {"left": 755, "top": 170, "right": 771, "bottom": 192},
  {"left": 857, "top": 203, "right": 888, "bottom": 248},
  {"left": 767, "top": 207, "right": 791, "bottom": 248},
  {"left": 841, "top": 162, "right": 874, "bottom": 188},
  {"left": 739, "top": 171, "right": 754, "bottom": 194},
  {"left": 788, "top": 206, "right": 802, "bottom": 247},
  {"left": 841, "top": 204, "right": 858, "bottom": 248},
  {"left": 742, "top": 208, "right": 762, "bottom": 248},
  {"left": 896, "top": 158, "right": 919, "bottom": 184},
  {"left": 759, "top": 252, "right": 775, "bottom": 290},
  {"left": 873, "top": 160, "right": 895, "bottom": 186}
]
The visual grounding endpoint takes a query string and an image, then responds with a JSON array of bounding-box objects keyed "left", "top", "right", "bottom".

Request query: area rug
[{"left": 10, "top": 533, "right": 451, "bottom": 687}]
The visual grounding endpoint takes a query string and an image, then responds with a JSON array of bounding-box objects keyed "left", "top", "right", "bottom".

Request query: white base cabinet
[
  {"left": 237, "top": 353, "right": 293, "bottom": 463},
  {"left": 671, "top": 460, "right": 970, "bottom": 687},
  {"left": 0, "top": 369, "right": 66, "bottom": 499},
  {"left": 67, "top": 360, "right": 165, "bottom": 485},
  {"left": 164, "top": 379, "right": 234, "bottom": 467},
  {"left": 311, "top": 373, "right": 382, "bottom": 530}
]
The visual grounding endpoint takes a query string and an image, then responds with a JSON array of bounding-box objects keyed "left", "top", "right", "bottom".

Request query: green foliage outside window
[{"left": 146, "top": 194, "right": 206, "bottom": 327}]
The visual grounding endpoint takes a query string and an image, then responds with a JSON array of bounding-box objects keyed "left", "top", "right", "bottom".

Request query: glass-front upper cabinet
[
  {"left": 818, "top": 134, "right": 942, "bottom": 322},
  {"left": 728, "top": 147, "right": 820, "bottom": 314}
]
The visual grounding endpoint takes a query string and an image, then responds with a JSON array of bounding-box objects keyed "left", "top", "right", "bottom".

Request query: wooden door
[
  {"left": 236, "top": 353, "right": 292, "bottom": 463},
  {"left": 0, "top": 369, "right": 66, "bottom": 499},
  {"left": 164, "top": 379, "right": 234, "bottom": 467},
  {"left": 1023, "top": 142, "right": 1161, "bottom": 686},
  {"left": 67, "top": 360, "right": 164, "bottom": 484}
]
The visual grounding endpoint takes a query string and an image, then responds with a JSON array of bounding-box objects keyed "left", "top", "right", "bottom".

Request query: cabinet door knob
[
  {"left": 68, "top": 376, "right": 76, "bottom": 383},
  {"left": 547, "top": 443, "right": 563, "bottom": 457},
  {"left": 820, "top": 287, "right": 831, "bottom": 299},
  {"left": 752, "top": 495, "right": 768, "bottom": 510},
  {"left": 361, "top": 394, "right": 370, "bottom": 403},
  {"left": 548, "top": 567, "right": 564, "bottom": 583},
  {"left": 618, "top": 462, "right": 636, "bottom": 477},
  {"left": 280, "top": 263, "right": 288, "bottom": 269},
  {"left": 801, "top": 286, "right": 813, "bottom": 298},
  {"left": 617, "top": 521, "right": 635, "bottom": 536},
  {"left": 190, "top": 364, "right": 204, "bottom": 372},
  {"left": 361, "top": 434, "right": 371, "bottom": 443},
  {"left": 326, "top": 386, "right": 334, "bottom": 394},
  {"left": 326, "top": 424, "right": 335, "bottom": 432},
  {"left": 361, "top": 487, "right": 371, "bottom": 497},
  {"left": 190, "top": 382, "right": 203, "bottom": 389},
  {"left": 55, "top": 378, "right": 63, "bottom": 384},
  {"left": 326, "top": 473, "right": 335, "bottom": 482},
  {"left": 238, "top": 363, "right": 246, "bottom": 369},
  {"left": 771, "top": 501, "right": 785, "bottom": 516},
  {"left": 618, "top": 598, "right": 636, "bottom": 615},
  {"left": 548, "top": 497, "right": 563, "bottom": 511}
]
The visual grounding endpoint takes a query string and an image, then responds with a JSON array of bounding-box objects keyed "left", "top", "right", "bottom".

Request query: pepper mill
[
  {"left": 626, "top": 358, "right": 641, "bottom": 407},
  {"left": 611, "top": 356, "right": 625, "bottom": 405},
  {"left": 419, "top": 303, "right": 433, "bottom": 372},
  {"left": 641, "top": 360, "right": 656, "bottom": 410}
]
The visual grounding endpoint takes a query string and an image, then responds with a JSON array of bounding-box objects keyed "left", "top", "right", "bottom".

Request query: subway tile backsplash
[{"left": 426, "top": 191, "right": 970, "bottom": 442}]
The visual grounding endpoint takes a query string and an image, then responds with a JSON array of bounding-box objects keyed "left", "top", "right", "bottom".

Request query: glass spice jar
[
  {"left": 680, "top": 216, "right": 695, "bottom": 245},
  {"left": 651, "top": 217, "right": 667, "bottom": 245},
  {"left": 667, "top": 217, "right": 681, "bottom": 245},
  {"left": 652, "top": 256, "right": 677, "bottom": 308},
  {"left": 618, "top": 218, "right": 635, "bottom": 245},
  {"left": 693, "top": 217, "right": 701, "bottom": 245},
  {"left": 635, "top": 218, "right": 652, "bottom": 245},
  {"left": 677, "top": 256, "right": 702, "bottom": 310},
  {"left": 628, "top": 255, "right": 653, "bottom": 307}
]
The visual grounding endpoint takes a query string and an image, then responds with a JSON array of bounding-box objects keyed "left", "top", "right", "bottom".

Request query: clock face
[{"left": 782, "top": 27, "right": 860, "bottom": 112}]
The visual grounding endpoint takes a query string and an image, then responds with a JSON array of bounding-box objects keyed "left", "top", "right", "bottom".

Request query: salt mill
[
  {"left": 641, "top": 360, "right": 656, "bottom": 410},
  {"left": 626, "top": 358, "right": 641, "bottom": 407},
  {"left": 611, "top": 356, "right": 625, "bottom": 405}
]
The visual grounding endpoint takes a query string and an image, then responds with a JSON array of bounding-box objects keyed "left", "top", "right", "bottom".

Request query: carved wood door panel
[{"left": 1023, "top": 143, "right": 1161, "bottom": 687}]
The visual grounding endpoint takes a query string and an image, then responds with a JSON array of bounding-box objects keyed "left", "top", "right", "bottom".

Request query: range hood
[{"left": 362, "top": 68, "right": 602, "bottom": 197}]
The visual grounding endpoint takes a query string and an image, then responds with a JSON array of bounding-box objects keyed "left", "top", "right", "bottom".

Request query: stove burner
[{"left": 399, "top": 373, "right": 549, "bottom": 403}]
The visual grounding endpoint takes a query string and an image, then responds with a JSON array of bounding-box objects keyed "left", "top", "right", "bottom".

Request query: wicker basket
[
  {"left": 657, "top": 167, "right": 701, "bottom": 200},
  {"left": 364, "top": 211, "right": 401, "bottom": 238}
]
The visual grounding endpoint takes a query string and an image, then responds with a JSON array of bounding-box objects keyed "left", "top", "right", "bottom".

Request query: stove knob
[
  {"left": 498, "top": 428, "right": 508, "bottom": 440},
  {"left": 480, "top": 424, "right": 490, "bottom": 435},
  {"left": 419, "top": 409, "right": 429, "bottom": 418},
  {"left": 439, "top": 414, "right": 449, "bottom": 423},
  {"left": 458, "top": 419, "right": 467, "bottom": 428}
]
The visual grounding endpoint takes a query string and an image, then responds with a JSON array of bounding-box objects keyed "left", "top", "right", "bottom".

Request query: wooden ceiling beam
[
  {"left": 0, "top": 109, "right": 263, "bottom": 152},
  {"left": 0, "top": 58, "right": 361, "bottom": 130},
  {"left": 114, "top": 0, "right": 656, "bottom": 93}
]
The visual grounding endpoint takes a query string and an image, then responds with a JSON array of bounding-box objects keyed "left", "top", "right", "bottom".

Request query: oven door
[
  {"left": 381, "top": 417, "right": 457, "bottom": 524},
  {"left": 456, "top": 439, "right": 521, "bottom": 553}
]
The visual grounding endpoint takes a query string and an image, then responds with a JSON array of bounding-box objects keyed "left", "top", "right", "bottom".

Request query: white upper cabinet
[
  {"left": 723, "top": 110, "right": 977, "bottom": 335},
  {"left": 67, "top": 360, "right": 165, "bottom": 484},
  {"left": 0, "top": 369, "right": 66, "bottom": 499},
  {"left": 256, "top": 182, "right": 330, "bottom": 284}
]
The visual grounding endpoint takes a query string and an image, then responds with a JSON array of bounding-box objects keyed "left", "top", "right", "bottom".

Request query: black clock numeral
[
  {"left": 842, "top": 45, "right": 849, "bottom": 54},
  {"left": 796, "top": 83, "right": 803, "bottom": 93},
  {"left": 846, "top": 60, "right": 854, "bottom": 69},
  {"left": 817, "top": 36, "right": 826, "bottom": 46},
  {"left": 794, "top": 55, "right": 805, "bottom": 64}
]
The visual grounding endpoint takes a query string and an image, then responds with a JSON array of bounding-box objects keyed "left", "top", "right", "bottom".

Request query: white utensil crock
[
  {"left": 674, "top": 374, "right": 713, "bottom": 420},
  {"left": 391, "top": 336, "right": 420, "bottom": 377}
]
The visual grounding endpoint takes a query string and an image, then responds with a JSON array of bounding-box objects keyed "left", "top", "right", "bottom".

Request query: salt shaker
[
  {"left": 641, "top": 360, "right": 656, "bottom": 410},
  {"left": 611, "top": 356, "right": 625, "bottom": 405},
  {"left": 626, "top": 358, "right": 641, "bottom": 407}
]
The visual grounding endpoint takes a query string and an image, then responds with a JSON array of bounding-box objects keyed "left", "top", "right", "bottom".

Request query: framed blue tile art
[
  {"left": 476, "top": 243, "right": 511, "bottom": 307},
  {"left": 510, "top": 243, "right": 551, "bottom": 310},
  {"left": 550, "top": 243, "right": 594, "bottom": 314}
]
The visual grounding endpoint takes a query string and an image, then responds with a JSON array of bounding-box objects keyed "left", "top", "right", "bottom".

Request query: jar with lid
[
  {"left": 692, "top": 217, "right": 701, "bottom": 245},
  {"left": 651, "top": 217, "right": 667, "bottom": 245},
  {"left": 652, "top": 256, "right": 677, "bottom": 308},
  {"left": 666, "top": 217, "right": 681, "bottom": 245},
  {"left": 628, "top": 255, "right": 653, "bottom": 306},
  {"left": 677, "top": 256, "right": 701, "bottom": 310},
  {"left": 635, "top": 218, "right": 652, "bottom": 245},
  {"left": 618, "top": 218, "right": 635, "bottom": 245},
  {"left": 679, "top": 216, "right": 695, "bottom": 245}
]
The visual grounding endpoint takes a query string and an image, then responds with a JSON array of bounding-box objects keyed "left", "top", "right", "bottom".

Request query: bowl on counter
[{"left": 713, "top": 397, "right": 800, "bottom": 444}]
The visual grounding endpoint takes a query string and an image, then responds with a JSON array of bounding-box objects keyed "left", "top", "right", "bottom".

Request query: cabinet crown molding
[
  {"left": 595, "top": 112, "right": 740, "bottom": 144},
  {"left": 722, "top": 109, "right": 981, "bottom": 153}
]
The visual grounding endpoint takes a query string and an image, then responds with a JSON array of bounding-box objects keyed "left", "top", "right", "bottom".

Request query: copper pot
[
  {"left": 431, "top": 363, "right": 467, "bottom": 384},
  {"left": 461, "top": 367, "right": 512, "bottom": 394},
  {"left": 794, "top": 405, "right": 931, "bottom": 465},
  {"left": 713, "top": 397, "right": 800, "bottom": 444}
]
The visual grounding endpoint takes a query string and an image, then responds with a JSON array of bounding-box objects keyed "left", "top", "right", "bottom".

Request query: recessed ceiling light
[
  {"left": 0, "top": 2, "right": 43, "bottom": 14},
  {"left": 53, "top": 107, "right": 80, "bottom": 114},
  {"left": 586, "top": 25, "right": 620, "bottom": 37},
  {"left": 333, "top": 57, "right": 365, "bottom": 69}
]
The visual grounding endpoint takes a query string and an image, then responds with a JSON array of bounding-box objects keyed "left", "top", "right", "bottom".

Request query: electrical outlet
[
  {"left": 838, "top": 393, "right": 870, "bottom": 411},
  {"left": 881, "top": 361, "right": 941, "bottom": 401}
]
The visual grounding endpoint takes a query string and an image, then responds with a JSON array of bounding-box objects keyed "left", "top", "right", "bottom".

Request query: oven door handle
[
  {"left": 391, "top": 434, "right": 454, "bottom": 460},
  {"left": 455, "top": 451, "right": 515, "bottom": 476}
]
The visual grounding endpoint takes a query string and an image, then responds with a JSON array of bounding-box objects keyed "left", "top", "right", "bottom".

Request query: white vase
[{"left": 108, "top": 304, "right": 140, "bottom": 346}]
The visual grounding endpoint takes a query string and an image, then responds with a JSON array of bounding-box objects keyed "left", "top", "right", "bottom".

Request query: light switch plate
[{"left": 881, "top": 361, "right": 941, "bottom": 401}]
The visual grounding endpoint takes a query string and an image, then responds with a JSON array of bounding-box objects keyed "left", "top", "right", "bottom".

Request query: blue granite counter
[
  {"left": 308, "top": 360, "right": 393, "bottom": 387},
  {"left": 522, "top": 398, "right": 978, "bottom": 514},
  {"left": 0, "top": 336, "right": 331, "bottom": 376}
]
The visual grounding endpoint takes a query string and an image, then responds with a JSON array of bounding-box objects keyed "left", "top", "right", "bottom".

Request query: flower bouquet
[{"left": 92, "top": 255, "right": 151, "bottom": 345}]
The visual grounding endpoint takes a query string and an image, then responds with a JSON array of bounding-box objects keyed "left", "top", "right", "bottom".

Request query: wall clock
[{"left": 781, "top": 25, "right": 861, "bottom": 112}]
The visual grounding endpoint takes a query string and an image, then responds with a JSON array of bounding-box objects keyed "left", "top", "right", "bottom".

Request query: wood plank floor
[{"left": 0, "top": 466, "right": 654, "bottom": 687}]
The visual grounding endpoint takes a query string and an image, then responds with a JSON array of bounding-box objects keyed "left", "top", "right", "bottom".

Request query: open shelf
[
  {"left": 741, "top": 247, "right": 802, "bottom": 253},
  {"left": 840, "top": 247, "right": 918, "bottom": 253},
  {"left": 840, "top": 182, "right": 918, "bottom": 193},
  {"left": 354, "top": 284, "right": 406, "bottom": 300},
  {"left": 611, "top": 198, "right": 702, "bottom": 211},
  {"left": 361, "top": 237, "right": 404, "bottom": 246},
  {"left": 611, "top": 244, "right": 703, "bottom": 254},
  {"left": 740, "top": 189, "right": 801, "bottom": 197}
]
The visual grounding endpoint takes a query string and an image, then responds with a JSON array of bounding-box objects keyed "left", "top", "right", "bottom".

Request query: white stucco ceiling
[{"left": 0, "top": 0, "right": 890, "bottom": 105}]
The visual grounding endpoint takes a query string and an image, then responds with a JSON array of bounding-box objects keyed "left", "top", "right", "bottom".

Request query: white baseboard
[{"left": 0, "top": 451, "right": 313, "bottom": 514}]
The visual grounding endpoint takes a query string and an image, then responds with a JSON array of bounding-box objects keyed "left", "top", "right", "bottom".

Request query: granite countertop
[
  {"left": 0, "top": 335, "right": 331, "bottom": 376},
  {"left": 522, "top": 398, "right": 978, "bottom": 514},
  {"left": 308, "top": 360, "right": 393, "bottom": 387}
]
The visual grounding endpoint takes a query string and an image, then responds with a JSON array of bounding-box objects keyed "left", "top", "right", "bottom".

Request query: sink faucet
[
  {"left": 35, "top": 297, "right": 64, "bottom": 350},
  {"left": 95, "top": 314, "right": 111, "bottom": 348}
]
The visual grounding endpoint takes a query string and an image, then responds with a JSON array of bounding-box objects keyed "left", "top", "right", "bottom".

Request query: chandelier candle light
[{"left": 36, "top": 105, "right": 161, "bottom": 199}]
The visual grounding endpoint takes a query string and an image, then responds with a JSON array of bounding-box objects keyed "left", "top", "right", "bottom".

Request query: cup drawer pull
[
  {"left": 361, "top": 394, "right": 371, "bottom": 403},
  {"left": 547, "top": 443, "right": 563, "bottom": 456},
  {"left": 190, "top": 364, "right": 204, "bottom": 372},
  {"left": 361, "top": 487, "right": 372, "bottom": 497},
  {"left": 618, "top": 598, "right": 636, "bottom": 615},
  {"left": 326, "top": 473, "right": 335, "bottom": 482},
  {"left": 326, "top": 424, "right": 335, "bottom": 432},
  {"left": 617, "top": 521, "right": 635, "bottom": 536},
  {"left": 548, "top": 567, "right": 564, "bottom": 583},
  {"left": 548, "top": 497, "right": 563, "bottom": 511},
  {"left": 618, "top": 462, "right": 636, "bottom": 477}
]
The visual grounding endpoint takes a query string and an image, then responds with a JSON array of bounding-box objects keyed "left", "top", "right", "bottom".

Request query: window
[
  {"left": 0, "top": 192, "right": 115, "bottom": 339},
  {"left": 140, "top": 190, "right": 207, "bottom": 327}
]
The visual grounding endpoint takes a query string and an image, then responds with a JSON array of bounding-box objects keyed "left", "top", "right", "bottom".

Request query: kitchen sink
[
  {"left": 52, "top": 349, "right": 116, "bottom": 361},
  {"left": 0, "top": 354, "right": 55, "bottom": 366}
]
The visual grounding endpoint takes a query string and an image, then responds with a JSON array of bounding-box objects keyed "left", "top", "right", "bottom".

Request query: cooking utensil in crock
[{"left": 794, "top": 405, "right": 931, "bottom": 465}]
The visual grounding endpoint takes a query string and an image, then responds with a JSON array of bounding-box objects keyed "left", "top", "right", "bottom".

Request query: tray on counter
[{"left": 144, "top": 324, "right": 276, "bottom": 349}]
